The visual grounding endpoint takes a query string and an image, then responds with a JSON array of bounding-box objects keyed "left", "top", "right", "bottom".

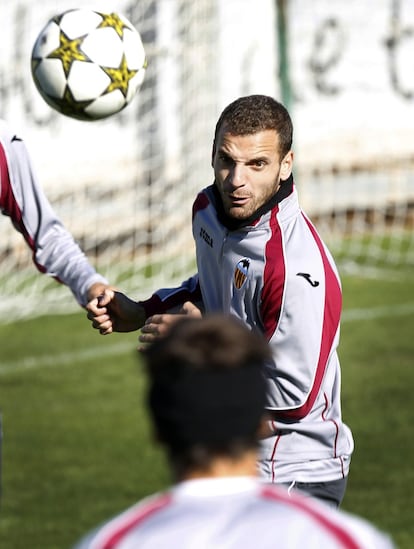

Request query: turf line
[
  {"left": 0, "top": 340, "right": 135, "bottom": 375},
  {"left": 341, "top": 302, "right": 414, "bottom": 322},
  {"left": 1, "top": 302, "right": 414, "bottom": 375}
]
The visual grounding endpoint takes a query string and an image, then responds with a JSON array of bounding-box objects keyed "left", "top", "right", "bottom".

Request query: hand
[
  {"left": 138, "top": 301, "right": 202, "bottom": 347},
  {"left": 257, "top": 414, "right": 279, "bottom": 439},
  {"left": 86, "top": 282, "right": 114, "bottom": 302},
  {"left": 86, "top": 288, "right": 145, "bottom": 334}
]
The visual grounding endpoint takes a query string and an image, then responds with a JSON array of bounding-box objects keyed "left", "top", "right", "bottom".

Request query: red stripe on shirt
[
  {"left": 261, "top": 206, "right": 285, "bottom": 340},
  {"left": 270, "top": 433, "right": 282, "bottom": 482},
  {"left": 0, "top": 142, "right": 32, "bottom": 243},
  {"left": 275, "top": 214, "right": 342, "bottom": 421},
  {"left": 98, "top": 493, "right": 172, "bottom": 548},
  {"left": 260, "top": 486, "right": 360, "bottom": 549},
  {"left": 192, "top": 191, "right": 210, "bottom": 220},
  {"left": 0, "top": 141, "right": 43, "bottom": 270},
  {"left": 322, "top": 391, "right": 340, "bottom": 458}
]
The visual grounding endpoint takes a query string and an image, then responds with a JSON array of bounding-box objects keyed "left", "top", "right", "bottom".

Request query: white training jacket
[
  {"left": 72, "top": 477, "right": 394, "bottom": 549},
  {"left": 0, "top": 120, "right": 107, "bottom": 306},
  {"left": 140, "top": 179, "right": 354, "bottom": 484}
]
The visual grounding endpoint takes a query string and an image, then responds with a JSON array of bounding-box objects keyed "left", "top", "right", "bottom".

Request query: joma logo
[{"left": 200, "top": 227, "right": 213, "bottom": 247}]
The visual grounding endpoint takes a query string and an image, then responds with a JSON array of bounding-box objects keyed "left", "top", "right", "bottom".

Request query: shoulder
[
  {"left": 0, "top": 119, "right": 23, "bottom": 148},
  {"left": 192, "top": 185, "right": 215, "bottom": 218},
  {"left": 73, "top": 492, "right": 172, "bottom": 549},
  {"left": 0, "top": 120, "right": 29, "bottom": 168},
  {"left": 259, "top": 486, "right": 394, "bottom": 548}
]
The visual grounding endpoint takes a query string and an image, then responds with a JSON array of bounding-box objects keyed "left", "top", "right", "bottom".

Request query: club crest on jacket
[{"left": 234, "top": 258, "right": 250, "bottom": 289}]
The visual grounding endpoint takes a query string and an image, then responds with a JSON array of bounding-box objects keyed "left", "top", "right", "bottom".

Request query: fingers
[
  {"left": 97, "top": 317, "right": 113, "bottom": 335},
  {"left": 86, "top": 297, "right": 107, "bottom": 323},
  {"left": 86, "top": 300, "right": 105, "bottom": 319},
  {"left": 139, "top": 314, "right": 174, "bottom": 343},
  {"left": 96, "top": 288, "right": 115, "bottom": 307},
  {"left": 181, "top": 301, "right": 202, "bottom": 317},
  {"left": 138, "top": 315, "right": 167, "bottom": 346},
  {"left": 138, "top": 305, "right": 202, "bottom": 345},
  {"left": 86, "top": 289, "right": 114, "bottom": 314},
  {"left": 86, "top": 289, "right": 115, "bottom": 335},
  {"left": 86, "top": 282, "right": 115, "bottom": 302},
  {"left": 138, "top": 313, "right": 183, "bottom": 344},
  {"left": 87, "top": 309, "right": 113, "bottom": 335}
]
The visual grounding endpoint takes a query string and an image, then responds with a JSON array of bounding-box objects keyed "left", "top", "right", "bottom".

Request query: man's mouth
[{"left": 228, "top": 195, "right": 250, "bottom": 206}]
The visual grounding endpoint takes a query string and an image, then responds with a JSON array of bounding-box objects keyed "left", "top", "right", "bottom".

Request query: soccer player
[
  {"left": 0, "top": 119, "right": 109, "bottom": 305},
  {"left": 73, "top": 315, "right": 393, "bottom": 549},
  {"left": 87, "top": 95, "right": 354, "bottom": 507}
]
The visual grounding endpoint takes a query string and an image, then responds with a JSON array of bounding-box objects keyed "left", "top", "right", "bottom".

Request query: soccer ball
[{"left": 31, "top": 9, "right": 147, "bottom": 121}]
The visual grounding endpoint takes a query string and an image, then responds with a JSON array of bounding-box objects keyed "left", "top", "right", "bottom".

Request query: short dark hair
[
  {"left": 144, "top": 314, "right": 270, "bottom": 473},
  {"left": 213, "top": 95, "right": 293, "bottom": 158}
]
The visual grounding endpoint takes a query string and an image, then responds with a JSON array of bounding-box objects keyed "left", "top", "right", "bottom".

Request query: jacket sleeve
[
  {"left": 139, "top": 274, "right": 203, "bottom": 318},
  {"left": 0, "top": 122, "right": 108, "bottom": 306}
]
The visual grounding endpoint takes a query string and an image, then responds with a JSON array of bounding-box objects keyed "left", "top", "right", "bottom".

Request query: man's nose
[{"left": 230, "top": 164, "right": 246, "bottom": 187}]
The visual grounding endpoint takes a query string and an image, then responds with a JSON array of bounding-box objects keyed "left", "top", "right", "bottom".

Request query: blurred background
[{"left": 1, "top": 0, "right": 413, "bottom": 321}]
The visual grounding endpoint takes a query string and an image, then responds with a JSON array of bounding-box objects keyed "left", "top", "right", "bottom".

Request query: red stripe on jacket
[
  {"left": 99, "top": 494, "right": 172, "bottom": 548},
  {"left": 192, "top": 191, "right": 210, "bottom": 220},
  {"left": 261, "top": 205, "right": 285, "bottom": 340},
  {"left": 260, "top": 486, "right": 360, "bottom": 548},
  {"left": 0, "top": 142, "right": 45, "bottom": 272}
]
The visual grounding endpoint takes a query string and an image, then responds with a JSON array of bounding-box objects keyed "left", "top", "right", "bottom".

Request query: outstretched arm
[
  {"left": 86, "top": 291, "right": 202, "bottom": 340},
  {"left": 0, "top": 121, "right": 108, "bottom": 306},
  {"left": 87, "top": 274, "right": 203, "bottom": 337}
]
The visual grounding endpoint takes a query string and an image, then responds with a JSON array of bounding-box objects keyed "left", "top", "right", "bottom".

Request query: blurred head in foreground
[
  {"left": 144, "top": 314, "right": 270, "bottom": 480},
  {"left": 73, "top": 314, "right": 395, "bottom": 549}
]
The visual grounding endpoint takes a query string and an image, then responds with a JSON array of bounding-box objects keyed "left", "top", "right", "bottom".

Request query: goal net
[
  {"left": 290, "top": 0, "right": 414, "bottom": 274},
  {"left": 1, "top": 0, "right": 414, "bottom": 322}
]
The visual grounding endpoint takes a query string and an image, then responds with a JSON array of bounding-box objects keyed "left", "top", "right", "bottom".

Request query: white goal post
[{"left": 1, "top": 0, "right": 414, "bottom": 322}]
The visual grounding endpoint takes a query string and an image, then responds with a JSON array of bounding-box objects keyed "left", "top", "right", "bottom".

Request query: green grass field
[{"left": 0, "top": 266, "right": 413, "bottom": 548}]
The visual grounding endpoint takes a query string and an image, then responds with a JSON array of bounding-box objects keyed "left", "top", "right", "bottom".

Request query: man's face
[{"left": 212, "top": 128, "right": 293, "bottom": 220}]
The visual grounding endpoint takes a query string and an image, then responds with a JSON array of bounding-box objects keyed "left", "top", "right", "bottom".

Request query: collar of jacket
[{"left": 212, "top": 174, "right": 294, "bottom": 231}]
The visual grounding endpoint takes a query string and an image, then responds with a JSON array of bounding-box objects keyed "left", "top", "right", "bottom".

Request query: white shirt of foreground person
[{"left": 73, "top": 477, "right": 394, "bottom": 549}]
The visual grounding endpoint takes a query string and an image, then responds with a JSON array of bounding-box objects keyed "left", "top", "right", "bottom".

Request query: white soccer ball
[{"left": 31, "top": 9, "right": 147, "bottom": 121}]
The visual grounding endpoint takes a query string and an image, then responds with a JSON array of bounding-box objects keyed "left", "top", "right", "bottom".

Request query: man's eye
[
  {"left": 219, "top": 154, "right": 232, "bottom": 164},
  {"left": 253, "top": 160, "right": 266, "bottom": 168}
]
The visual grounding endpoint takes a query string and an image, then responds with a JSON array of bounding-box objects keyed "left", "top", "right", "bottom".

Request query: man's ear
[{"left": 280, "top": 150, "right": 293, "bottom": 181}]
